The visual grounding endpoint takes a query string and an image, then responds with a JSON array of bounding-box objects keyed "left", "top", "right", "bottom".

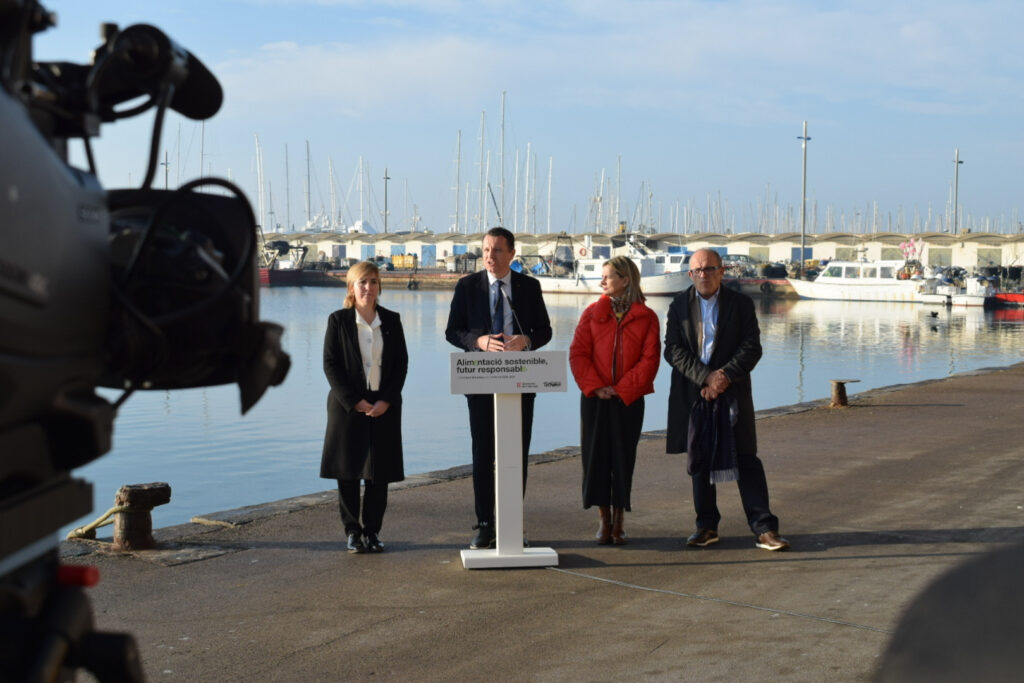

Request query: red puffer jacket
[{"left": 569, "top": 295, "right": 661, "bottom": 406}]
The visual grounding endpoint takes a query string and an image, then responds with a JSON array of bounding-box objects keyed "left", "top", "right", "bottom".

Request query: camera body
[{"left": 1, "top": 2, "right": 290, "bottom": 678}]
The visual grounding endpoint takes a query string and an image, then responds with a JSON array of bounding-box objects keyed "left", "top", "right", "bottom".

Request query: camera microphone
[
  {"left": 171, "top": 48, "right": 223, "bottom": 120},
  {"left": 98, "top": 24, "right": 223, "bottom": 120}
]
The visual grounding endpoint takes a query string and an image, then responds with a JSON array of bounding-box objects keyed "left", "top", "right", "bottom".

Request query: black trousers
[
  {"left": 691, "top": 451, "right": 778, "bottom": 535},
  {"left": 337, "top": 479, "right": 388, "bottom": 535},
  {"left": 466, "top": 393, "right": 535, "bottom": 525}
]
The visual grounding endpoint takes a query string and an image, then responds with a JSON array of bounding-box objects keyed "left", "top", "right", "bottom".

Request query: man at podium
[{"left": 445, "top": 227, "right": 553, "bottom": 550}]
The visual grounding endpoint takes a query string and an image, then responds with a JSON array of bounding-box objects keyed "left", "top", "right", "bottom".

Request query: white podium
[{"left": 450, "top": 351, "right": 567, "bottom": 569}]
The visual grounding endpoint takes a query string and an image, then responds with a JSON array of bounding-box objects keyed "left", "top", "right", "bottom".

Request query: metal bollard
[
  {"left": 113, "top": 482, "right": 171, "bottom": 551},
  {"left": 829, "top": 379, "right": 860, "bottom": 408}
]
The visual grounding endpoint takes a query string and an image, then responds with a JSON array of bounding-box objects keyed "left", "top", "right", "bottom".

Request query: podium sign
[
  {"left": 450, "top": 351, "right": 567, "bottom": 395},
  {"left": 450, "top": 351, "right": 566, "bottom": 569}
]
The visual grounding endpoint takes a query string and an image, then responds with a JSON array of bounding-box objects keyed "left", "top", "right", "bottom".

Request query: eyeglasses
[{"left": 690, "top": 266, "right": 721, "bottom": 276}]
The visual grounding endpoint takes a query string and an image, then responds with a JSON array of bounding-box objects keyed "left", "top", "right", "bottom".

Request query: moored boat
[
  {"left": 787, "top": 260, "right": 922, "bottom": 303},
  {"left": 259, "top": 239, "right": 309, "bottom": 287},
  {"left": 528, "top": 233, "right": 690, "bottom": 295},
  {"left": 993, "top": 292, "right": 1024, "bottom": 307},
  {"left": 917, "top": 272, "right": 998, "bottom": 308}
]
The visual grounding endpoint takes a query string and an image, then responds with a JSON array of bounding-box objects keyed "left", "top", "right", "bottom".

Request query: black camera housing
[{"left": 1, "top": 2, "right": 290, "bottom": 678}]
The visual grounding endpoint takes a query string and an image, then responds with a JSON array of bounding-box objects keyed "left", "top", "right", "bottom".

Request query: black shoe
[
  {"left": 469, "top": 522, "right": 495, "bottom": 549},
  {"left": 364, "top": 533, "right": 384, "bottom": 553},
  {"left": 347, "top": 532, "right": 366, "bottom": 553},
  {"left": 686, "top": 529, "right": 719, "bottom": 547}
]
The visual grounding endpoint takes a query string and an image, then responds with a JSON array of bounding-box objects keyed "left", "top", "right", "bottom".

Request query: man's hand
[
  {"left": 476, "top": 334, "right": 503, "bottom": 351},
  {"left": 707, "top": 369, "right": 730, "bottom": 393},
  {"left": 595, "top": 386, "right": 618, "bottom": 400},
  {"left": 503, "top": 334, "right": 530, "bottom": 351},
  {"left": 476, "top": 333, "right": 530, "bottom": 352},
  {"left": 354, "top": 399, "right": 374, "bottom": 414},
  {"left": 700, "top": 386, "right": 720, "bottom": 401}
]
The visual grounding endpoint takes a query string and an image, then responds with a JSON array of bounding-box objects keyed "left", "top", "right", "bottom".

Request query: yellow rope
[{"left": 65, "top": 505, "right": 130, "bottom": 540}]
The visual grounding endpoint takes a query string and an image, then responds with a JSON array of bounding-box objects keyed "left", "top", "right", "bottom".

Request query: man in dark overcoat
[
  {"left": 445, "top": 226, "right": 552, "bottom": 549},
  {"left": 664, "top": 248, "right": 789, "bottom": 551}
]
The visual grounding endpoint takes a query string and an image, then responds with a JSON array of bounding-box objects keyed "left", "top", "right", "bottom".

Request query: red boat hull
[
  {"left": 994, "top": 292, "right": 1024, "bottom": 306},
  {"left": 259, "top": 267, "right": 306, "bottom": 287}
]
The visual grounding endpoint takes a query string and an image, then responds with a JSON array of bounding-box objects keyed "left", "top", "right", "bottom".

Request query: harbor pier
[{"left": 63, "top": 363, "right": 1024, "bottom": 680}]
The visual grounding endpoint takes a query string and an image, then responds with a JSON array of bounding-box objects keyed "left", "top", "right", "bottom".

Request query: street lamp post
[
  {"left": 953, "top": 148, "right": 963, "bottom": 235},
  {"left": 797, "top": 121, "right": 811, "bottom": 278}
]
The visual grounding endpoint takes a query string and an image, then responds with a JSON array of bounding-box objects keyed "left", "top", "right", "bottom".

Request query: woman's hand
[
  {"left": 595, "top": 386, "right": 617, "bottom": 400},
  {"left": 365, "top": 400, "right": 390, "bottom": 417}
]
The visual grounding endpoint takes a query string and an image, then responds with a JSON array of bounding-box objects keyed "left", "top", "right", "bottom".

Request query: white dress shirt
[{"left": 355, "top": 310, "right": 383, "bottom": 391}]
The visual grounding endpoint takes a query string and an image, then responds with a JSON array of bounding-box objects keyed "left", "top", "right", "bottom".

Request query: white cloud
[
  {"left": 218, "top": 0, "right": 1024, "bottom": 127},
  {"left": 217, "top": 36, "right": 507, "bottom": 117}
]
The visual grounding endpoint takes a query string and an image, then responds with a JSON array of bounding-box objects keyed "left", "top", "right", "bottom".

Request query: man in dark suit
[
  {"left": 446, "top": 227, "right": 553, "bottom": 549},
  {"left": 664, "top": 248, "right": 789, "bottom": 551}
]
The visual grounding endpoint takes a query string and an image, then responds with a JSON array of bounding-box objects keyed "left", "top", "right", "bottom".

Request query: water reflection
[{"left": 78, "top": 288, "right": 1023, "bottom": 531}]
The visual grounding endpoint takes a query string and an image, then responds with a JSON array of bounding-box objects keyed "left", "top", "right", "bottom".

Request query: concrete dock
[{"left": 63, "top": 363, "right": 1024, "bottom": 681}]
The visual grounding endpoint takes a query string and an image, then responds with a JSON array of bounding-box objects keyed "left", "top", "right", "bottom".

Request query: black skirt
[{"left": 580, "top": 394, "right": 645, "bottom": 509}]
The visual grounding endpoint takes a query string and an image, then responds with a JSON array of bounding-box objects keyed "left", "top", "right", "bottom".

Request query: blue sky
[{"left": 34, "top": 0, "right": 1024, "bottom": 234}]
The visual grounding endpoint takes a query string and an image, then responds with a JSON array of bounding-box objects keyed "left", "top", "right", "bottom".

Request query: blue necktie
[{"left": 492, "top": 281, "right": 504, "bottom": 335}]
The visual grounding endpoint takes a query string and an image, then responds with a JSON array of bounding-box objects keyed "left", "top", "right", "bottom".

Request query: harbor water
[{"left": 74, "top": 288, "right": 1024, "bottom": 534}]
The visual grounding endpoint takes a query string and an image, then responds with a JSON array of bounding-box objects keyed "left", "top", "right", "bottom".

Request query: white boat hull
[
  {"left": 534, "top": 270, "right": 690, "bottom": 296},
  {"left": 787, "top": 277, "right": 920, "bottom": 303},
  {"left": 919, "top": 293, "right": 990, "bottom": 307}
]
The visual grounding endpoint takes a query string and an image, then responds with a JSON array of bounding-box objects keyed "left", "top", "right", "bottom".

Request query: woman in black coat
[{"left": 321, "top": 261, "right": 408, "bottom": 553}]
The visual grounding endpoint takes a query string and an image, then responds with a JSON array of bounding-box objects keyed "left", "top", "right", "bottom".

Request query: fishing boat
[
  {"left": 787, "top": 260, "right": 923, "bottom": 303},
  {"left": 993, "top": 292, "right": 1024, "bottom": 307},
  {"left": 259, "top": 240, "right": 308, "bottom": 287},
  {"left": 789, "top": 259, "right": 1003, "bottom": 307},
  {"left": 527, "top": 234, "right": 690, "bottom": 295},
  {"left": 917, "top": 267, "right": 999, "bottom": 307}
]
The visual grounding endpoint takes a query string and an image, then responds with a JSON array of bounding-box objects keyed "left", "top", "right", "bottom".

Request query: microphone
[
  {"left": 499, "top": 283, "right": 530, "bottom": 350},
  {"left": 99, "top": 24, "right": 223, "bottom": 120},
  {"left": 172, "top": 49, "right": 223, "bottom": 120}
]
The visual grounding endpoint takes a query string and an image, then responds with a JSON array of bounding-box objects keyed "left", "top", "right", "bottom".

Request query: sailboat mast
[
  {"left": 532, "top": 151, "right": 537, "bottom": 234},
  {"left": 267, "top": 179, "right": 275, "bottom": 232},
  {"left": 383, "top": 167, "right": 390, "bottom": 233},
  {"left": 500, "top": 91, "right": 505, "bottom": 227},
  {"left": 329, "top": 157, "right": 337, "bottom": 231},
  {"left": 478, "top": 111, "right": 485, "bottom": 233},
  {"left": 285, "top": 144, "right": 291, "bottom": 232},
  {"left": 523, "top": 143, "right": 531, "bottom": 233},
  {"left": 358, "top": 156, "right": 364, "bottom": 228},
  {"left": 483, "top": 151, "right": 490, "bottom": 228},
  {"left": 513, "top": 149, "right": 519, "bottom": 232},
  {"left": 453, "top": 130, "right": 461, "bottom": 233},
  {"left": 304, "top": 140, "right": 311, "bottom": 228},
  {"left": 254, "top": 134, "right": 265, "bottom": 232},
  {"left": 547, "top": 156, "right": 553, "bottom": 234},
  {"left": 616, "top": 155, "right": 621, "bottom": 227}
]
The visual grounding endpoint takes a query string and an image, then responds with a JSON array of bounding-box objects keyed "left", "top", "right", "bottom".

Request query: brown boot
[
  {"left": 596, "top": 506, "right": 612, "bottom": 544},
  {"left": 611, "top": 507, "right": 627, "bottom": 545}
]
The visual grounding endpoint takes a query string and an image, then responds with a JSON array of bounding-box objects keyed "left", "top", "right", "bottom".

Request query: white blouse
[{"left": 355, "top": 311, "right": 383, "bottom": 391}]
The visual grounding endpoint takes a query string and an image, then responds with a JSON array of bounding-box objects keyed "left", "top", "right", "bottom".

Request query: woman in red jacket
[{"left": 569, "top": 256, "right": 661, "bottom": 544}]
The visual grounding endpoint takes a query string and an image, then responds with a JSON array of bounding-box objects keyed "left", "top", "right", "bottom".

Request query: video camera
[{"left": 0, "top": 1, "right": 291, "bottom": 679}]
